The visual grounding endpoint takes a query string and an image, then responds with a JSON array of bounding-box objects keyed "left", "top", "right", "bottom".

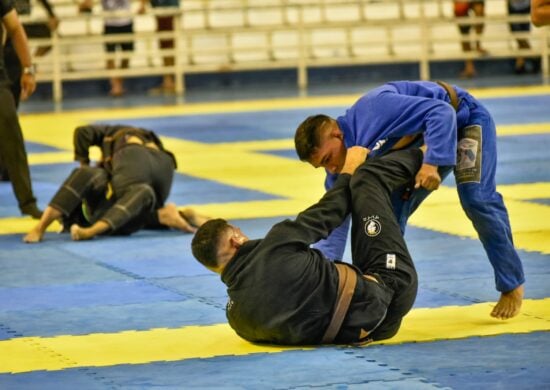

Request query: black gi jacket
[
  {"left": 73, "top": 124, "right": 177, "bottom": 172},
  {"left": 221, "top": 174, "right": 394, "bottom": 345}
]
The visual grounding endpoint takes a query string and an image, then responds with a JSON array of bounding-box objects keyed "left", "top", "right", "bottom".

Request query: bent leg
[
  {"left": 349, "top": 149, "right": 423, "bottom": 339},
  {"left": 100, "top": 183, "right": 157, "bottom": 234},
  {"left": 455, "top": 111, "right": 524, "bottom": 319},
  {"left": 50, "top": 167, "right": 109, "bottom": 216},
  {"left": 23, "top": 206, "right": 62, "bottom": 243},
  {"left": 23, "top": 167, "right": 107, "bottom": 242},
  {"left": 349, "top": 149, "right": 422, "bottom": 275}
]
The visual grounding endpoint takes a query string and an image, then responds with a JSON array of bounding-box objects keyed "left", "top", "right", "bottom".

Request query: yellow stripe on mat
[{"left": 1, "top": 299, "right": 548, "bottom": 374}]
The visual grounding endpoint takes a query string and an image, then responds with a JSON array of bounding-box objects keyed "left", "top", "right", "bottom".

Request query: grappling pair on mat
[
  {"left": 192, "top": 80, "right": 525, "bottom": 346},
  {"left": 24, "top": 124, "right": 209, "bottom": 243}
]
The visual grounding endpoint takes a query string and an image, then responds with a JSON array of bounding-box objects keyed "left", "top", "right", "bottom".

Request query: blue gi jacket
[{"left": 317, "top": 80, "right": 473, "bottom": 260}]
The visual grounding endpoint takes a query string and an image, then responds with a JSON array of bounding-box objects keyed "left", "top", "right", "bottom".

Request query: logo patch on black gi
[
  {"left": 386, "top": 254, "right": 396, "bottom": 270},
  {"left": 363, "top": 215, "right": 381, "bottom": 237},
  {"left": 226, "top": 299, "right": 234, "bottom": 312}
]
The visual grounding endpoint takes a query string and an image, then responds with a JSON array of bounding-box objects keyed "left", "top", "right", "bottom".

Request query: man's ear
[
  {"left": 330, "top": 124, "right": 343, "bottom": 139},
  {"left": 229, "top": 235, "right": 244, "bottom": 248}
]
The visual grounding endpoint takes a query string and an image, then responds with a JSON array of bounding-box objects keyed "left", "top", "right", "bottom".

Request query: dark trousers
[
  {"left": 50, "top": 145, "right": 174, "bottom": 234},
  {"left": 349, "top": 149, "right": 423, "bottom": 340},
  {"left": 50, "top": 166, "right": 110, "bottom": 229},
  {"left": 103, "top": 144, "right": 174, "bottom": 232},
  {"left": 0, "top": 87, "right": 37, "bottom": 212},
  {"left": 3, "top": 43, "right": 22, "bottom": 107}
]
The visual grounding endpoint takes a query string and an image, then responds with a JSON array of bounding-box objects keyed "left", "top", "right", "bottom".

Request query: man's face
[{"left": 309, "top": 122, "right": 347, "bottom": 174}]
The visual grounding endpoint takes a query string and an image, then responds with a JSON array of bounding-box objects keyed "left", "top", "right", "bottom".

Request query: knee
[
  {"left": 128, "top": 183, "right": 157, "bottom": 209},
  {"left": 458, "top": 184, "right": 502, "bottom": 212},
  {"left": 74, "top": 166, "right": 94, "bottom": 175}
]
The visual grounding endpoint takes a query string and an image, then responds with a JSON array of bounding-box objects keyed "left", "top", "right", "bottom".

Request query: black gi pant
[
  {"left": 0, "top": 86, "right": 38, "bottom": 212},
  {"left": 50, "top": 144, "right": 175, "bottom": 234},
  {"left": 341, "top": 149, "right": 423, "bottom": 341}
]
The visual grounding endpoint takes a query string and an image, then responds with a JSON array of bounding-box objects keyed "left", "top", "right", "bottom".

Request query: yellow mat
[{"left": 2, "top": 298, "right": 548, "bottom": 374}]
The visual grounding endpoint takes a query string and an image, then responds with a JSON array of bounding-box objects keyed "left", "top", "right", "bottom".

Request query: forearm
[{"left": 5, "top": 12, "right": 32, "bottom": 68}]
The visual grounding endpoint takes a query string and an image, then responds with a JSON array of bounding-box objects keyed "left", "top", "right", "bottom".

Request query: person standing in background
[
  {"left": 139, "top": 0, "right": 179, "bottom": 93},
  {"left": 508, "top": 0, "right": 534, "bottom": 74},
  {"left": 79, "top": 0, "right": 134, "bottom": 97},
  {"left": 453, "top": 1, "right": 488, "bottom": 78}
]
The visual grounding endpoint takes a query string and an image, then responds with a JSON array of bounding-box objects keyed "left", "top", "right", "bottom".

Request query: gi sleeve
[
  {"left": 266, "top": 173, "right": 352, "bottom": 247},
  {"left": 310, "top": 171, "right": 349, "bottom": 260},
  {"left": 368, "top": 91, "right": 458, "bottom": 166},
  {"left": 73, "top": 125, "right": 110, "bottom": 164}
]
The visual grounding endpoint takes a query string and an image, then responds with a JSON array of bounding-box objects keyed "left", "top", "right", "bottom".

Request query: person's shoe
[{"left": 21, "top": 204, "right": 43, "bottom": 219}]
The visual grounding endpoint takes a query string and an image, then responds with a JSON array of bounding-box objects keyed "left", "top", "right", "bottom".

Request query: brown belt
[
  {"left": 322, "top": 263, "right": 358, "bottom": 344},
  {"left": 436, "top": 80, "right": 460, "bottom": 111}
]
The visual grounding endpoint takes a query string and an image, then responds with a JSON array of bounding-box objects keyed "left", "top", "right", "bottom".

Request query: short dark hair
[
  {"left": 191, "top": 218, "right": 231, "bottom": 270},
  {"left": 294, "top": 114, "right": 333, "bottom": 161}
]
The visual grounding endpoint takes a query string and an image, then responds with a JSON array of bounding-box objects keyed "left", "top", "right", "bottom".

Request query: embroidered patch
[
  {"left": 386, "top": 254, "right": 396, "bottom": 270},
  {"left": 364, "top": 215, "right": 382, "bottom": 237},
  {"left": 455, "top": 125, "right": 482, "bottom": 184},
  {"left": 226, "top": 299, "right": 234, "bottom": 311}
]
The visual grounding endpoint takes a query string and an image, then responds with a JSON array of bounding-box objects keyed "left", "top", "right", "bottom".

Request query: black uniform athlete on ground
[
  {"left": 191, "top": 147, "right": 424, "bottom": 345},
  {"left": 24, "top": 124, "right": 209, "bottom": 243}
]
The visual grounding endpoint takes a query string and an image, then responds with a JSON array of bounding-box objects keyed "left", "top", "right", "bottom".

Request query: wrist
[{"left": 22, "top": 64, "right": 36, "bottom": 76}]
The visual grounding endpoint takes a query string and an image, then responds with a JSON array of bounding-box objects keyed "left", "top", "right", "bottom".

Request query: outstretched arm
[{"left": 267, "top": 147, "right": 368, "bottom": 247}]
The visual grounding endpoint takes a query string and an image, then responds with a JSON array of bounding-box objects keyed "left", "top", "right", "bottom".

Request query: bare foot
[
  {"left": 491, "top": 284, "right": 524, "bottom": 320},
  {"left": 179, "top": 208, "right": 211, "bottom": 228},
  {"left": 23, "top": 226, "right": 44, "bottom": 243},
  {"left": 70, "top": 224, "right": 93, "bottom": 241},
  {"left": 158, "top": 203, "right": 196, "bottom": 233}
]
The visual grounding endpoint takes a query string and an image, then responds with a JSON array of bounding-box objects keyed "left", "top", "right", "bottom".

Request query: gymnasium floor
[{"left": 0, "top": 83, "right": 549, "bottom": 389}]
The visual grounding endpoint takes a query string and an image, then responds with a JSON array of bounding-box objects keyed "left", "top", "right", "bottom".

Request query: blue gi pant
[{"left": 392, "top": 97, "right": 525, "bottom": 293}]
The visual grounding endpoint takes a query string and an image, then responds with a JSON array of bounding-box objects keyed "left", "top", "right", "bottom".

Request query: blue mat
[
  {"left": 483, "top": 95, "right": 550, "bottom": 124},
  {"left": 0, "top": 280, "right": 182, "bottom": 311},
  {"left": 1, "top": 300, "right": 226, "bottom": 338},
  {"left": 2, "top": 332, "right": 546, "bottom": 389}
]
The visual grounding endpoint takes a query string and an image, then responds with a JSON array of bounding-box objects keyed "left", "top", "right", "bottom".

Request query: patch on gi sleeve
[
  {"left": 386, "top": 254, "right": 396, "bottom": 270},
  {"left": 455, "top": 124, "right": 482, "bottom": 184},
  {"left": 364, "top": 215, "right": 381, "bottom": 237}
]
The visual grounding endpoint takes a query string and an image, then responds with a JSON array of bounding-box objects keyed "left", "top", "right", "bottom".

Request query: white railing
[{"left": 20, "top": 0, "right": 550, "bottom": 103}]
